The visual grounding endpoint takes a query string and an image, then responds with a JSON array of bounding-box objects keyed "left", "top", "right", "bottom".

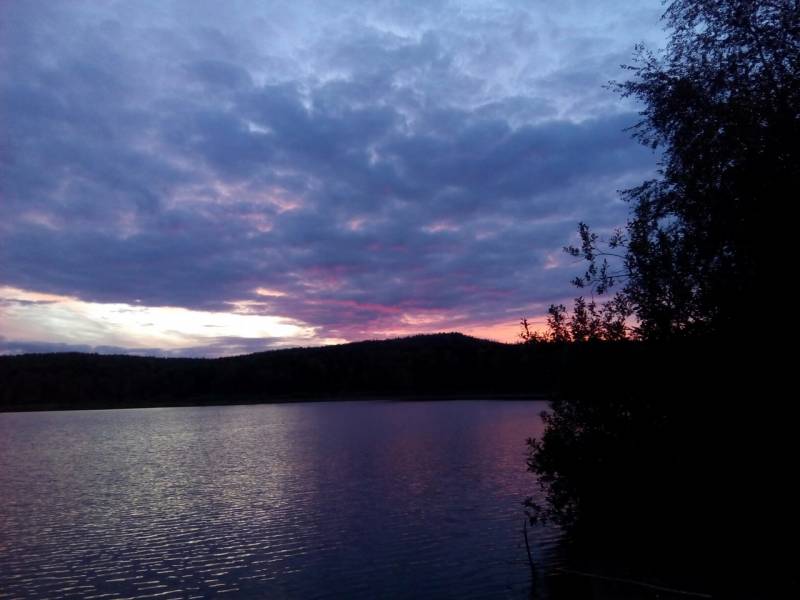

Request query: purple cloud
[{"left": 0, "top": 0, "right": 665, "bottom": 353}]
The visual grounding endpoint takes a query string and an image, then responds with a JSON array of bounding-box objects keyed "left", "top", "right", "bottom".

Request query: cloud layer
[{"left": 0, "top": 0, "right": 665, "bottom": 354}]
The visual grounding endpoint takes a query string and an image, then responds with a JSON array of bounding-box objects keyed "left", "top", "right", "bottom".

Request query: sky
[{"left": 0, "top": 0, "right": 666, "bottom": 357}]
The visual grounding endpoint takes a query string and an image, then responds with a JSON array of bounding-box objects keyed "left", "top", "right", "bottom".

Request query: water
[{"left": 0, "top": 400, "right": 561, "bottom": 599}]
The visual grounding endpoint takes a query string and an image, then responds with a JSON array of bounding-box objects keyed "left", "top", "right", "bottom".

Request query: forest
[
  {"left": 0, "top": 333, "right": 549, "bottom": 410},
  {"left": 1, "top": 332, "right": 722, "bottom": 412}
]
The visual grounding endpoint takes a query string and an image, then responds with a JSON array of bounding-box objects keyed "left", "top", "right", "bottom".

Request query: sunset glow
[{"left": 0, "top": 0, "right": 665, "bottom": 356}]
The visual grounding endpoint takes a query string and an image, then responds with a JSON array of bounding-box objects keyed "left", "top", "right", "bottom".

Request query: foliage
[
  {"left": 524, "top": 4, "right": 796, "bottom": 588},
  {"left": 550, "top": 0, "right": 799, "bottom": 340},
  {"left": 518, "top": 317, "right": 548, "bottom": 344},
  {"left": 520, "top": 295, "right": 632, "bottom": 344}
]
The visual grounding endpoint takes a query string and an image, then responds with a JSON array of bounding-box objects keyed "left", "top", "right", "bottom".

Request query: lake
[{"left": 0, "top": 400, "right": 562, "bottom": 599}]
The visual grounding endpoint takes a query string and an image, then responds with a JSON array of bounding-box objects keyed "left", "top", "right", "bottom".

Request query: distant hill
[{"left": 0, "top": 333, "right": 553, "bottom": 411}]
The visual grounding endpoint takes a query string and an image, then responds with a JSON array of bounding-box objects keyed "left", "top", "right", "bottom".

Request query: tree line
[{"left": 0, "top": 333, "right": 554, "bottom": 411}]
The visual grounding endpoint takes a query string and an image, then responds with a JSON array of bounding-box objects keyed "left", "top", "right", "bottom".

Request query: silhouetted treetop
[{"left": 559, "top": 0, "right": 798, "bottom": 340}]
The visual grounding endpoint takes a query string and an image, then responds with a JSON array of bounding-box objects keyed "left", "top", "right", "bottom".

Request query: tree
[
  {"left": 519, "top": 301, "right": 609, "bottom": 343},
  {"left": 567, "top": 0, "right": 799, "bottom": 340},
  {"left": 524, "top": 3, "right": 799, "bottom": 592},
  {"left": 519, "top": 317, "right": 548, "bottom": 343}
]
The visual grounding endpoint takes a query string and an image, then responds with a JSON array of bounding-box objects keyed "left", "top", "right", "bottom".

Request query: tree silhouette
[
  {"left": 563, "top": 0, "right": 798, "bottom": 339},
  {"left": 525, "top": 2, "right": 798, "bottom": 593}
]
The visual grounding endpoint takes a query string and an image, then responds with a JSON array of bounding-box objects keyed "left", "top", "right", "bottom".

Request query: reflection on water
[{"left": 0, "top": 401, "right": 562, "bottom": 599}]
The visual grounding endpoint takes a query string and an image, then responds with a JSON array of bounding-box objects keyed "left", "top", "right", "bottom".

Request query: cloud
[
  {"left": 0, "top": 0, "right": 665, "bottom": 354},
  {"left": 0, "top": 287, "right": 340, "bottom": 357}
]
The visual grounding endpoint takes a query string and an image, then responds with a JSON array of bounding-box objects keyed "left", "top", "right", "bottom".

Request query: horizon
[
  {"left": 1, "top": 1, "right": 665, "bottom": 357},
  {"left": 0, "top": 330, "right": 513, "bottom": 360}
]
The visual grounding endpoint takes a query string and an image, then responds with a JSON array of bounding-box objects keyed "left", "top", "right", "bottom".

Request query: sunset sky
[{"left": 1, "top": 0, "right": 665, "bottom": 357}]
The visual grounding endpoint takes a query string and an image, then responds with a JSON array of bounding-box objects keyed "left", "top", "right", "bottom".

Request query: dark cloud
[
  {"left": 0, "top": 336, "right": 302, "bottom": 358},
  {"left": 0, "top": 339, "right": 98, "bottom": 356},
  {"left": 1, "top": 0, "right": 664, "bottom": 353}
]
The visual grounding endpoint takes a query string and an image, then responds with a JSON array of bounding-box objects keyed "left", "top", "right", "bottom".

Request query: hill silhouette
[{"left": 0, "top": 333, "right": 549, "bottom": 411}]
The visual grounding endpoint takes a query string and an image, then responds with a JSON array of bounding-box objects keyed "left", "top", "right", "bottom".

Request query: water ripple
[{"left": 0, "top": 401, "right": 560, "bottom": 599}]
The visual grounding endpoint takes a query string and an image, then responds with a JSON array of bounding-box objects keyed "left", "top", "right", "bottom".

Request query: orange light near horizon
[
  {"left": 373, "top": 316, "right": 536, "bottom": 345},
  {"left": 459, "top": 321, "right": 528, "bottom": 344}
]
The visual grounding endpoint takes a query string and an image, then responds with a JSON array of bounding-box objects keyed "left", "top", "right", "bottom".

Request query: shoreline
[{"left": 0, "top": 392, "right": 551, "bottom": 414}]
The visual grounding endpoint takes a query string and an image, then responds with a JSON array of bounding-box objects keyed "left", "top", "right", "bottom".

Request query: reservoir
[{"left": 0, "top": 400, "right": 560, "bottom": 598}]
